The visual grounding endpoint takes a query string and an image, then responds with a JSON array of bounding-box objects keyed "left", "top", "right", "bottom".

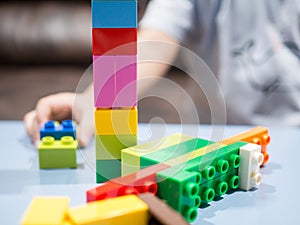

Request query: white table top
[{"left": 0, "top": 121, "right": 299, "bottom": 225}]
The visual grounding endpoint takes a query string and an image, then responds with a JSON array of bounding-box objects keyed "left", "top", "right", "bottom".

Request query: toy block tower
[{"left": 91, "top": 0, "right": 138, "bottom": 182}]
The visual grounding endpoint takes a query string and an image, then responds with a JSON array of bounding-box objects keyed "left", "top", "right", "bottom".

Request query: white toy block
[{"left": 238, "top": 143, "right": 264, "bottom": 191}]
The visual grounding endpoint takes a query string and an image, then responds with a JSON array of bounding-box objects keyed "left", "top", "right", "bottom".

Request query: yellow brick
[
  {"left": 68, "top": 195, "right": 149, "bottom": 225},
  {"left": 94, "top": 108, "right": 137, "bottom": 135},
  {"left": 21, "top": 197, "right": 70, "bottom": 225}
]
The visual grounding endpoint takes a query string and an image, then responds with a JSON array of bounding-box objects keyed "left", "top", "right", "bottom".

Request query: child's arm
[{"left": 24, "top": 27, "right": 179, "bottom": 147}]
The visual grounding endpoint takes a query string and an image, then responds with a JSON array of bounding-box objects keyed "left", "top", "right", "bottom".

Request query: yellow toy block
[
  {"left": 121, "top": 134, "right": 193, "bottom": 176},
  {"left": 94, "top": 107, "right": 137, "bottom": 135},
  {"left": 67, "top": 195, "right": 149, "bottom": 225},
  {"left": 21, "top": 197, "right": 70, "bottom": 225}
]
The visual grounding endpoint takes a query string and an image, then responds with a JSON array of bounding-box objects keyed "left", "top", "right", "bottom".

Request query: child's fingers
[{"left": 77, "top": 111, "right": 94, "bottom": 148}]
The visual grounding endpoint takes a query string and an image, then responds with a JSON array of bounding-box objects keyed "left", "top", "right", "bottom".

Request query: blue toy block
[
  {"left": 92, "top": 1, "right": 137, "bottom": 28},
  {"left": 40, "top": 120, "right": 76, "bottom": 140}
]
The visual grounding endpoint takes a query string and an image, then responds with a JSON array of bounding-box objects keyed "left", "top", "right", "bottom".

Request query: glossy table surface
[{"left": 0, "top": 121, "right": 299, "bottom": 225}]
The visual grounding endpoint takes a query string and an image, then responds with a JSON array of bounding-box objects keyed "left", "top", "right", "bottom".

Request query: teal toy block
[
  {"left": 38, "top": 136, "right": 78, "bottom": 169},
  {"left": 92, "top": 1, "right": 137, "bottom": 28},
  {"left": 96, "top": 159, "right": 121, "bottom": 183},
  {"left": 40, "top": 120, "right": 76, "bottom": 140},
  {"left": 96, "top": 134, "right": 137, "bottom": 160},
  {"left": 140, "top": 138, "right": 214, "bottom": 169},
  {"left": 199, "top": 170, "right": 240, "bottom": 205},
  {"left": 156, "top": 169, "right": 201, "bottom": 223}
]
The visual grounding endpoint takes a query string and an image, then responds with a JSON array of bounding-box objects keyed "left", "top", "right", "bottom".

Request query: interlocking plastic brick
[
  {"left": 68, "top": 195, "right": 148, "bottom": 225},
  {"left": 138, "top": 193, "right": 189, "bottom": 225},
  {"left": 238, "top": 143, "right": 264, "bottom": 190},
  {"left": 87, "top": 163, "right": 169, "bottom": 202},
  {"left": 40, "top": 120, "right": 76, "bottom": 140},
  {"left": 121, "top": 134, "right": 194, "bottom": 176},
  {"left": 156, "top": 142, "right": 244, "bottom": 219},
  {"left": 92, "top": 1, "right": 137, "bottom": 28},
  {"left": 96, "top": 134, "right": 137, "bottom": 160},
  {"left": 21, "top": 197, "right": 70, "bottom": 225},
  {"left": 198, "top": 170, "right": 240, "bottom": 206},
  {"left": 222, "top": 126, "right": 270, "bottom": 165},
  {"left": 93, "top": 55, "right": 137, "bottom": 108},
  {"left": 92, "top": 28, "right": 137, "bottom": 55},
  {"left": 156, "top": 169, "right": 201, "bottom": 223},
  {"left": 96, "top": 159, "right": 122, "bottom": 183},
  {"left": 38, "top": 136, "right": 78, "bottom": 169},
  {"left": 178, "top": 142, "right": 244, "bottom": 184},
  {"left": 140, "top": 138, "right": 214, "bottom": 169},
  {"left": 94, "top": 108, "right": 137, "bottom": 135}
]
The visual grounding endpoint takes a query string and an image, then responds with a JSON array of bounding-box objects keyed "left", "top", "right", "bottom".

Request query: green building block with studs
[
  {"left": 156, "top": 169, "right": 201, "bottom": 223},
  {"left": 121, "top": 133, "right": 194, "bottom": 176},
  {"left": 140, "top": 138, "right": 214, "bottom": 169},
  {"left": 179, "top": 141, "right": 244, "bottom": 184},
  {"left": 199, "top": 169, "right": 240, "bottom": 205},
  {"left": 38, "top": 136, "right": 78, "bottom": 169},
  {"left": 156, "top": 142, "right": 245, "bottom": 219}
]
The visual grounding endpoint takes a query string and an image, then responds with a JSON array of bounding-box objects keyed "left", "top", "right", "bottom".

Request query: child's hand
[{"left": 24, "top": 89, "right": 94, "bottom": 148}]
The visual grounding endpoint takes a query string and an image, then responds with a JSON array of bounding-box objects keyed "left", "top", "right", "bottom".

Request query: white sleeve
[{"left": 139, "top": 0, "right": 195, "bottom": 42}]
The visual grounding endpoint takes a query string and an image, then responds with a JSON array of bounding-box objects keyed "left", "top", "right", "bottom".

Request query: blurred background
[{"left": 0, "top": 0, "right": 211, "bottom": 124}]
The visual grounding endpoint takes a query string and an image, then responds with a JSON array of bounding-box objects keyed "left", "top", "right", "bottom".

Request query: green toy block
[
  {"left": 155, "top": 142, "right": 245, "bottom": 220},
  {"left": 38, "top": 136, "right": 78, "bottom": 169},
  {"left": 182, "top": 141, "right": 244, "bottom": 184},
  {"left": 160, "top": 142, "right": 244, "bottom": 184},
  {"left": 140, "top": 138, "right": 214, "bottom": 169},
  {"left": 199, "top": 169, "right": 240, "bottom": 206},
  {"left": 96, "top": 134, "right": 137, "bottom": 160},
  {"left": 96, "top": 159, "right": 121, "bottom": 183},
  {"left": 156, "top": 169, "right": 201, "bottom": 223},
  {"left": 121, "top": 134, "right": 193, "bottom": 176}
]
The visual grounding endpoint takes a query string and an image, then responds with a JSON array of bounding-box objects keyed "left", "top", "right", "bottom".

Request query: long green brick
[
  {"left": 156, "top": 142, "right": 245, "bottom": 220},
  {"left": 121, "top": 134, "right": 193, "bottom": 176},
  {"left": 96, "top": 134, "right": 137, "bottom": 160},
  {"left": 199, "top": 169, "right": 240, "bottom": 206},
  {"left": 156, "top": 169, "right": 201, "bottom": 223},
  {"left": 182, "top": 142, "right": 244, "bottom": 184},
  {"left": 140, "top": 138, "right": 214, "bottom": 169},
  {"left": 96, "top": 159, "right": 121, "bottom": 183}
]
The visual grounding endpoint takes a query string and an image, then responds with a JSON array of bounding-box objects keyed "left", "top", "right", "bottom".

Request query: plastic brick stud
[
  {"left": 238, "top": 143, "right": 264, "bottom": 190},
  {"left": 40, "top": 120, "right": 76, "bottom": 140},
  {"left": 38, "top": 136, "right": 78, "bottom": 169}
]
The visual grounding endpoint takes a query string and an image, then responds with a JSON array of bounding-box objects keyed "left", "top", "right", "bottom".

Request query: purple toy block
[{"left": 93, "top": 55, "right": 137, "bottom": 108}]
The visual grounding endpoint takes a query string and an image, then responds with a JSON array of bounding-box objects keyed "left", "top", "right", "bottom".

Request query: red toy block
[
  {"left": 92, "top": 28, "right": 137, "bottom": 55},
  {"left": 93, "top": 55, "right": 137, "bottom": 108},
  {"left": 87, "top": 163, "right": 169, "bottom": 203}
]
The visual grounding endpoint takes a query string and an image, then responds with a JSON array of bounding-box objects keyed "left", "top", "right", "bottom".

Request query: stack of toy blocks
[
  {"left": 92, "top": 0, "right": 138, "bottom": 182},
  {"left": 38, "top": 120, "right": 78, "bottom": 169}
]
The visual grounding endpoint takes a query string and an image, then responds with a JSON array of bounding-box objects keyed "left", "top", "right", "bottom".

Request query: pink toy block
[
  {"left": 93, "top": 55, "right": 116, "bottom": 108},
  {"left": 116, "top": 55, "right": 137, "bottom": 107},
  {"left": 93, "top": 55, "right": 137, "bottom": 108}
]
